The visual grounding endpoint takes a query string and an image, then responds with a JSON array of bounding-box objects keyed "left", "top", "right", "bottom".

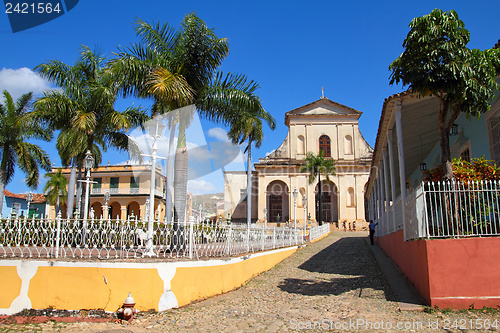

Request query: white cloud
[
  {"left": 207, "top": 127, "right": 230, "bottom": 142},
  {"left": 188, "top": 179, "right": 219, "bottom": 195},
  {"left": 0, "top": 68, "right": 54, "bottom": 100}
]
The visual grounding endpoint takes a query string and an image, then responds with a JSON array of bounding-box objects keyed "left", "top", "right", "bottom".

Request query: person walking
[{"left": 369, "top": 220, "right": 378, "bottom": 245}]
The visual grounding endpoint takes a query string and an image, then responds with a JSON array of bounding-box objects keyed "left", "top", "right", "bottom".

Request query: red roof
[{"left": 4, "top": 190, "right": 46, "bottom": 203}]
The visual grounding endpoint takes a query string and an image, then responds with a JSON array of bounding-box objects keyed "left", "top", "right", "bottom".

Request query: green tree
[
  {"left": 389, "top": 9, "right": 500, "bottom": 179},
  {"left": 0, "top": 91, "right": 52, "bottom": 215},
  {"left": 113, "top": 13, "right": 267, "bottom": 224},
  {"left": 299, "top": 151, "right": 336, "bottom": 225},
  {"left": 43, "top": 169, "right": 68, "bottom": 216},
  {"left": 34, "top": 46, "right": 148, "bottom": 218},
  {"left": 227, "top": 105, "right": 276, "bottom": 227}
]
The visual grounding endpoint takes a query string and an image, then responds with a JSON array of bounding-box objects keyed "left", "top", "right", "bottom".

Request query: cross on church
[{"left": 321, "top": 87, "right": 325, "bottom": 99}]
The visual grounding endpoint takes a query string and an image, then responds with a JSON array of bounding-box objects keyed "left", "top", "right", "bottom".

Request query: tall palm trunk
[
  {"left": 76, "top": 165, "right": 83, "bottom": 218},
  {"left": 0, "top": 169, "right": 6, "bottom": 217},
  {"left": 173, "top": 124, "right": 188, "bottom": 224},
  {"left": 173, "top": 122, "right": 188, "bottom": 250},
  {"left": 165, "top": 123, "right": 177, "bottom": 222},
  {"left": 56, "top": 196, "right": 60, "bottom": 216},
  {"left": 246, "top": 143, "right": 252, "bottom": 228},
  {"left": 318, "top": 175, "right": 323, "bottom": 226},
  {"left": 66, "top": 158, "right": 77, "bottom": 219}
]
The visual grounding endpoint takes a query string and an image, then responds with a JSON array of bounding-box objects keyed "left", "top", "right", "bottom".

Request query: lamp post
[
  {"left": 263, "top": 207, "right": 268, "bottom": 229},
  {"left": 26, "top": 191, "right": 33, "bottom": 218},
  {"left": 83, "top": 150, "right": 94, "bottom": 222},
  {"left": 302, "top": 194, "right": 307, "bottom": 236},
  {"left": 104, "top": 190, "right": 110, "bottom": 220},
  {"left": 142, "top": 117, "right": 166, "bottom": 257},
  {"left": 292, "top": 187, "right": 298, "bottom": 230}
]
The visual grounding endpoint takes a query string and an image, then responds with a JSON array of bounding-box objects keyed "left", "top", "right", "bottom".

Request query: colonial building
[
  {"left": 225, "top": 97, "right": 373, "bottom": 227},
  {"left": 47, "top": 164, "right": 166, "bottom": 220},
  {"left": 2, "top": 190, "right": 47, "bottom": 218}
]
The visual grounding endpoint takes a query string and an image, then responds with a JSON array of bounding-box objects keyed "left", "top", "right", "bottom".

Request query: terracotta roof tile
[{"left": 4, "top": 190, "right": 46, "bottom": 203}]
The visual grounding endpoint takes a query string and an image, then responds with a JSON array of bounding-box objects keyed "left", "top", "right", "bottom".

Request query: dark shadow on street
[{"left": 278, "top": 236, "right": 396, "bottom": 301}]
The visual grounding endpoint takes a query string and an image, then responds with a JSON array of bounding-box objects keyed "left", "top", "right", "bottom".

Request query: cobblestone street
[{"left": 2, "top": 231, "right": 499, "bottom": 332}]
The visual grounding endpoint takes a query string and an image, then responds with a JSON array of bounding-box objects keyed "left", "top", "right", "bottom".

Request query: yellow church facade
[{"left": 225, "top": 97, "right": 373, "bottom": 227}]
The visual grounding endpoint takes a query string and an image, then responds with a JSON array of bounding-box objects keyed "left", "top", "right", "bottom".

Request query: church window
[
  {"left": 319, "top": 135, "right": 331, "bottom": 157},
  {"left": 345, "top": 135, "right": 353, "bottom": 155},
  {"left": 348, "top": 187, "right": 355, "bottom": 206},
  {"left": 297, "top": 135, "right": 305, "bottom": 155}
]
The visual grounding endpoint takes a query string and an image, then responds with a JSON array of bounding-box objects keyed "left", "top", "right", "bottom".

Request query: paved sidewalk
[
  {"left": 365, "top": 238, "right": 425, "bottom": 311},
  {"left": 1, "top": 231, "right": 499, "bottom": 332}
]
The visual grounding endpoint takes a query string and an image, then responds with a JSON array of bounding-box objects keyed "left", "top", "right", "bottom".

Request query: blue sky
[{"left": 1, "top": 0, "right": 499, "bottom": 195}]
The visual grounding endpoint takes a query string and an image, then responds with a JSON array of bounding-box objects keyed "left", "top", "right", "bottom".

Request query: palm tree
[
  {"left": 0, "top": 91, "right": 52, "bottom": 215},
  {"left": 227, "top": 107, "right": 276, "bottom": 227},
  {"left": 33, "top": 46, "right": 148, "bottom": 218},
  {"left": 43, "top": 169, "right": 68, "bottom": 217},
  {"left": 112, "top": 13, "right": 268, "bottom": 225},
  {"left": 299, "top": 151, "right": 336, "bottom": 225}
]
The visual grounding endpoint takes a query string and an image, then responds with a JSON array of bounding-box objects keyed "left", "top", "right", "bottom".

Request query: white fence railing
[
  {"left": 373, "top": 180, "right": 500, "bottom": 241},
  {"left": 417, "top": 180, "right": 500, "bottom": 239},
  {"left": 0, "top": 214, "right": 330, "bottom": 260}
]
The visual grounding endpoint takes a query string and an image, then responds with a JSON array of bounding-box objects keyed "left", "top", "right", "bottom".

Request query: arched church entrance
[
  {"left": 266, "top": 180, "right": 289, "bottom": 223},
  {"left": 315, "top": 180, "right": 338, "bottom": 223}
]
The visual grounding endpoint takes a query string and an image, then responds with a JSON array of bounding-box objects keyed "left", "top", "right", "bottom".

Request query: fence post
[
  {"left": 226, "top": 224, "right": 232, "bottom": 256},
  {"left": 189, "top": 216, "right": 194, "bottom": 259},
  {"left": 273, "top": 226, "right": 276, "bottom": 249},
  {"left": 55, "top": 210, "right": 62, "bottom": 259},
  {"left": 261, "top": 225, "right": 264, "bottom": 251},
  {"left": 246, "top": 226, "right": 250, "bottom": 253}
]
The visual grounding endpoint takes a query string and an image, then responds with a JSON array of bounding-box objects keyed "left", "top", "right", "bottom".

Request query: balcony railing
[{"left": 91, "top": 187, "right": 164, "bottom": 198}]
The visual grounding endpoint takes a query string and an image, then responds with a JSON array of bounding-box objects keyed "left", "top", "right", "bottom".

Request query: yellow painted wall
[
  {"left": 28, "top": 267, "right": 164, "bottom": 311},
  {"left": 171, "top": 247, "right": 297, "bottom": 307},
  {"left": 0, "top": 267, "right": 22, "bottom": 308},
  {"left": 1, "top": 246, "right": 298, "bottom": 314}
]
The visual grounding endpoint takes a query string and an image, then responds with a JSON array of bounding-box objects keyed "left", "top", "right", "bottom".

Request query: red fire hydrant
[{"left": 117, "top": 292, "right": 138, "bottom": 321}]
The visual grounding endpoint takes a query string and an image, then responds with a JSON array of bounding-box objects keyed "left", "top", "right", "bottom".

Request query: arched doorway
[
  {"left": 90, "top": 202, "right": 102, "bottom": 219},
  {"left": 127, "top": 201, "right": 140, "bottom": 219},
  {"left": 315, "top": 180, "right": 338, "bottom": 223},
  {"left": 266, "top": 180, "right": 289, "bottom": 223},
  {"left": 109, "top": 202, "right": 121, "bottom": 220}
]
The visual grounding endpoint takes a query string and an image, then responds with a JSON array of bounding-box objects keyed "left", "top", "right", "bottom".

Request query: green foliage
[
  {"left": 0, "top": 90, "right": 52, "bottom": 193},
  {"left": 389, "top": 9, "right": 500, "bottom": 178},
  {"left": 299, "top": 151, "right": 336, "bottom": 225},
  {"left": 43, "top": 169, "right": 69, "bottom": 207},
  {"left": 33, "top": 46, "right": 149, "bottom": 167},
  {"left": 300, "top": 151, "right": 336, "bottom": 185},
  {"left": 423, "top": 157, "right": 500, "bottom": 182}
]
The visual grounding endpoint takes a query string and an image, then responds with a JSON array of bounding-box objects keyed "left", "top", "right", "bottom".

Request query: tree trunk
[
  {"left": 66, "top": 158, "right": 77, "bottom": 219},
  {"left": 0, "top": 169, "right": 6, "bottom": 217},
  {"left": 439, "top": 124, "right": 454, "bottom": 179},
  {"left": 56, "top": 195, "right": 60, "bottom": 216},
  {"left": 173, "top": 122, "right": 188, "bottom": 250},
  {"left": 173, "top": 126, "right": 188, "bottom": 224},
  {"left": 165, "top": 123, "right": 177, "bottom": 223},
  {"left": 246, "top": 143, "right": 252, "bottom": 228},
  {"left": 318, "top": 175, "right": 323, "bottom": 226},
  {"left": 76, "top": 165, "right": 83, "bottom": 218}
]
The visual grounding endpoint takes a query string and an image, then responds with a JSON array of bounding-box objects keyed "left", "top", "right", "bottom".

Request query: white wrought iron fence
[
  {"left": 404, "top": 180, "right": 500, "bottom": 240},
  {"left": 0, "top": 214, "right": 329, "bottom": 260}
]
